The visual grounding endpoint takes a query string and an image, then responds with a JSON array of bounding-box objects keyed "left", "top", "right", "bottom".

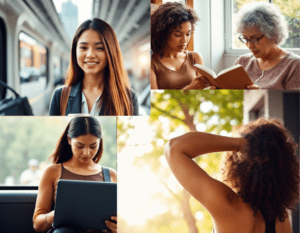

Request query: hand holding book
[
  {"left": 193, "top": 64, "right": 254, "bottom": 89},
  {"left": 185, "top": 76, "right": 212, "bottom": 90}
]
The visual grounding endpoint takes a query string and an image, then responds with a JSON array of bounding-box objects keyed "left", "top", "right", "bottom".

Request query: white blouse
[{"left": 81, "top": 92, "right": 102, "bottom": 116}]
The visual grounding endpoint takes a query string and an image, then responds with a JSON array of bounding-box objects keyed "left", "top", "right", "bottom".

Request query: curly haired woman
[
  {"left": 151, "top": 2, "right": 211, "bottom": 90},
  {"left": 165, "top": 118, "right": 299, "bottom": 233}
]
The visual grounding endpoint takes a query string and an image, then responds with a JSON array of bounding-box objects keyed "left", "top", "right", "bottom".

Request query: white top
[{"left": 81, "top": 92, "right": 102, "bottom": 116}]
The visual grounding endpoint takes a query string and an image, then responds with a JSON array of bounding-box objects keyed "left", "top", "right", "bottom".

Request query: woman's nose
[
  {"left": 246, "top": 41, "right": 255, "bottom": 49},
  {"left": 87, "top": 48, "right": 96, "bottom": 57},
  {"left": 181, "top": 35, "right": 187, "bottom": 43},
  {"left": 83, "top": 147, "right": 90, "bottom": 155}
]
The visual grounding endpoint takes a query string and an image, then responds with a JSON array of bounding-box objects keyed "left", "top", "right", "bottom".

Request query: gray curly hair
[{"left": 236, "top": 2, "right": 288, "bottom": 45}]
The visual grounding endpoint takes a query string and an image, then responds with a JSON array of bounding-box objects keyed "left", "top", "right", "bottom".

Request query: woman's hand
[
  {"left": 45, "top": 210, "right": 55, "bottom": 226},
  {"left": 246, "top": 84, "right": 260, "bottom": 89},
  {"left": 185, "top": 76, "right": 211, "bottom": 90},
  {"left": 105, "top": 216, "right": 117, "bottom": 233}
]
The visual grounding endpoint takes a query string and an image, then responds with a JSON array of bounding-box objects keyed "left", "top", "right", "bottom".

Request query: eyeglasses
[{"left": 238, "top": 35, "right": 264, "bottom": 44}]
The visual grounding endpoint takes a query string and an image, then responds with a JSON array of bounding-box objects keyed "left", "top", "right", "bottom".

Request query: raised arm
[
  {"left": 33, "top": 164, "right": 60, "bottom": 232},
  {"left": 164, "top": 132, "right": 246, "bottom": 218}
]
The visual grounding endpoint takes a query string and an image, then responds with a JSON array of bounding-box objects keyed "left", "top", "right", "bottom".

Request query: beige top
[
  {"left": 151, "top": 51, "right": 197, "bottom": 89},
  {"left": 235, "top": 52, "right": 300, "bottom": 89}
]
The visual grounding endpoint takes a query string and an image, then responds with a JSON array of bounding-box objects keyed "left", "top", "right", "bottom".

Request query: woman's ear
[{"left": 67, "top": 134, "right": 71, "bottom": 145}]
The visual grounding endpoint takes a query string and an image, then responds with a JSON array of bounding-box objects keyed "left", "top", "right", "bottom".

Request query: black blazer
[{"left": 49, "top": 80, "right": 139, "bottom": 116}]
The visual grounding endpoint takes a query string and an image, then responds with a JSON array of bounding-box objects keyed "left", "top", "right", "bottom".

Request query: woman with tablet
[
  {"left": 33, "top": 117, "right": 117, "bottom": 233},
  {"left": 49, "top": 18, "right": 139, "bottom": 116},
  {"left": 151, "top": 2, "right": 211, "bottom": 90},
  {"left": 165, "top": 118, "right": 299, "bottom": 233}
]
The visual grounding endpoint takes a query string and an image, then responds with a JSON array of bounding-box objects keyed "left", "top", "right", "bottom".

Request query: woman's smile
[{"left": 76, "top": 29, "right": 108, "bottom": 77}]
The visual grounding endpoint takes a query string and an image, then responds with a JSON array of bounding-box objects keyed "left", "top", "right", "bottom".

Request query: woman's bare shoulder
[
  {"left": 189, "top": 51, "right": 204, "bottom": 65},
  {"left": 107, "top": 167, "right": 117, "bottom": 182},
  {"left": 41, "top": 164, "right": 61, "bottom": 179}
]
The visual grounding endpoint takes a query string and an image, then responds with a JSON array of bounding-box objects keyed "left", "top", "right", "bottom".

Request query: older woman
[{"left": 235, "top": 2, "right": 300, "bottom": 89}]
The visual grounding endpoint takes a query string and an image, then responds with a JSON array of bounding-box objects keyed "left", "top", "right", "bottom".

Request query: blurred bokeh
[
  {"left": 117, "top": 90, "right": 243, "bottom": 233},
  {"left": 0, "top": 117, "right": 116, "bottom": 186}
]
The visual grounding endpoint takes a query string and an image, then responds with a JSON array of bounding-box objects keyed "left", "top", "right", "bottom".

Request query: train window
[
  {"left": 0, "top": 117, "right": 117, "bottom": 187},
  {"left": 19, "top": 32, "right": 48, "bottom": 100},
  {"left": 226, "top": 0, "right": 300, "bottom": 53},
  {"left": 0, "top": 18, "right": 6, "bottom": 100}
]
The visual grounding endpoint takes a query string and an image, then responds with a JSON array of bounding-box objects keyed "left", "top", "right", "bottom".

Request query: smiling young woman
[{"left": 49, "top": 18, "right": 139, "bottom": 116}]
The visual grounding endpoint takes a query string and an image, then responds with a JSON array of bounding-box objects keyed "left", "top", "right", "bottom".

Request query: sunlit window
[{"left": 231, "top": 0, "right": 300, "bottom": 50}]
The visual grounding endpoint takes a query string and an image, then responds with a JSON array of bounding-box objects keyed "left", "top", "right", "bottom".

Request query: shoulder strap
[
  {"left": 0, "top": 80, "right": 20, "bottom": 97},
  {"left": 102, "top": 167, "right": 111, "bottom": 182},
  {"left": 60, "top": 85, "right": 71, "bottom": 116}
]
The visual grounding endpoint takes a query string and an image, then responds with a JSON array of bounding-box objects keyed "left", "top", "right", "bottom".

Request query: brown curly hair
[
  {"left": 151, "top": 2, "right": 199, "bottom": 58},
  {"left": 222, "top": 118, "right": 299, "bottom": 221}
]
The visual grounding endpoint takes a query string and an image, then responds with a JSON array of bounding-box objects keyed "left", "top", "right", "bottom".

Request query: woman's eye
[
  {"left": 174, "top": 34, "right": 181, "bottom": 37},
  {"left": 97, "top": 47, "right": 104, "bottom": 50},
  {"left": 79, "top": 47, "right": 87, "bottom": 50},
  {"left": 77, "top": 146, "right": 84, "bottom": 149},
  {"left": 90, "top": 146, "right": 97, "bottom": 149},
  {"left": 186, "top": 34, "right": 191, "bottom": 36}
]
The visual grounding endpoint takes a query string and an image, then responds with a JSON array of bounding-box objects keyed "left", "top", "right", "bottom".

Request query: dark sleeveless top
[
  {"left": 60, "top": 164, "right": 105, "bottom": 181},
  {"left": 151, "top": 51, "right": 197, "bottom": 89}
]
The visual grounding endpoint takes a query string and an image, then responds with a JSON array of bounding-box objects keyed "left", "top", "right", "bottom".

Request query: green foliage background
[
  {"left": 118, "top": 90, "right": 244, "bottom": 233},
  {"left": 0, "top": 117, "right": 117, "bottom": 185}
]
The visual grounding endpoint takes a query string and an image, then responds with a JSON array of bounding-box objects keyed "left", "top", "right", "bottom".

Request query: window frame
[{"left": 225, "top": 0, "right": 300, "bottom": 55}]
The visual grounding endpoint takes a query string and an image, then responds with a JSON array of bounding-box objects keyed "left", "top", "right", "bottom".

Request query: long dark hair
[
  {"left": 49, "top": 117, "right": 103, "bottom": 164},
  {"left": 65, "top": 18, "right": 133, "bottom": 115},
  {"left": 223, "top": 118, "right": 299, "bottom": 221}
]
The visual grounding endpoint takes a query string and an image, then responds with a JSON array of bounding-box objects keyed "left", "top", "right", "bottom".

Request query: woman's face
[
  {"left": 76, "top": 29, "right": 108, "bottom": 77},
  {"left": 166, "top": 21, "right": 192, "bottom": 52},
  {"left": 68, "top": 133, "right": 101, "bottom": 163},
  {"left": 241, "top": 27, "right": 275, "bottom": 59}
]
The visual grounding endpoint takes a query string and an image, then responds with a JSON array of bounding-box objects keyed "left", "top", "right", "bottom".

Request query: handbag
[{"left": 0, "top": 80, "right": 33, "bottom": 115}]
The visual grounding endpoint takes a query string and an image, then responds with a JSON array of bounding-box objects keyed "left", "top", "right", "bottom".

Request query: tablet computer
[{"left": 53, "top": 180, "right": 117, "bottom": 231}]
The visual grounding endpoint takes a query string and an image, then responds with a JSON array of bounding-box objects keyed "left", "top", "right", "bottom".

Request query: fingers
[
  {"left": 105, "top": 216, "right": 117, "bottom": 233},
  {"left": 246, "top": 84, "right": 260, "bottom": 89},
  {"left": 208, "top": 86, "right": 217, "bottom": 90}
]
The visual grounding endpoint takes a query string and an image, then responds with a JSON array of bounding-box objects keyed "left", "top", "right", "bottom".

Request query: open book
[{"left": 194, "top": 64, "right": 253, "bottom": 89}]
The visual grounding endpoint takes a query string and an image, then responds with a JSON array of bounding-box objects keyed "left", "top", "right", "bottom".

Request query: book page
[
  {"left": 217, "top": 64, "right": 242, "bottom": 76},
  {"left": 194, "top": 64, "right": 217, "bottom": 78},
  {"left": 193, "top": 64, "right": 220, "bottom": 87}
]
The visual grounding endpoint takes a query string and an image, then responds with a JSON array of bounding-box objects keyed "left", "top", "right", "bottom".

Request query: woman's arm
[
  {"left": 184, "top": 52, "right": 212, "bottom": 90},
  {"left": 165, "top": 132, "right": 246, "bottom": 218},
  {"left": 151, "top": 69, "right": 159, "bottom": 89},
  {"left": 33, "top": 164, "right": 60, "bottom": 232}
]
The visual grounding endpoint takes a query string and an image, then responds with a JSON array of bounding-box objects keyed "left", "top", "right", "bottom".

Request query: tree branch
[{"left": 152, "top": 104, "right": 185, "bottom": 123}]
